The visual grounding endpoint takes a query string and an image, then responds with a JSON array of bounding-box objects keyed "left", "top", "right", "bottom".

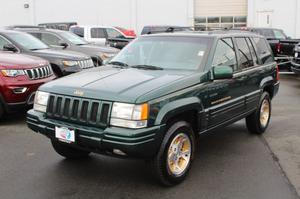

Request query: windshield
[
  {"left": 7, "top": 32, "right": 49, "bottom": 50},
  {"left": 110, "top": 36, "right": 211, "bottom": 70},
  {"left": 59, "top": 31, "right": 88, "bottom": 45}
]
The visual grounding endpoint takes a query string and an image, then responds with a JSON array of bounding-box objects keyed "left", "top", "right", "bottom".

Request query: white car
[{"left": 69, "top": 25, "right": 135, "bottom": 46}]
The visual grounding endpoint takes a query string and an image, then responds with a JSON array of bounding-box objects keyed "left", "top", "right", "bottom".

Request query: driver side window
[
  {"left": 212, "top": 38, "right": 237, "bottom": 70},
  {"left": 0, "top": 36, "right": 10, "bottom": 50}
]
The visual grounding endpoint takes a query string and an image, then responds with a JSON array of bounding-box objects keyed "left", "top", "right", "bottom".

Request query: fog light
[
  {"left": 113, "top": 149, "right": 127, "bottom": 156},
  {"left": 12, "top": 87, "right": 27, "bottom": 94}
]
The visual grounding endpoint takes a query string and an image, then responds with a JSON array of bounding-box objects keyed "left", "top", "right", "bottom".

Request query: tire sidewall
[
  {"left": 158, "top": 121, "right": 195, "bottom": 185},
  {"left": 257, "top": 92, "right": 271, "bottom": 132}
]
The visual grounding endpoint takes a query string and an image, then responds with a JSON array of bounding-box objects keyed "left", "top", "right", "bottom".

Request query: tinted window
[
  {"left": 212, "top": 38, "right": 237, "bottom": 69},
  {"left": 0, "top": 36, "right": 10, "bottom": 50},
  {"left": 253, "top": 37, "right": 274, "bottom": 64},
  {"left": 106, "top": 28, "right": 123, "bottom": 38},
  {"left": 236, "top": 37, "right": 253, "bottom": 70},
  {"left": 246, "top": 38, "right": 258, "bottom": 65},
  {"left": 91, "top": 28, "right": 106, "bottom": 38},
  {"left": 70, "top": 27, "right": 84, "bottom": 37},
  {"left": 40, "top": 33, "right": 61, "bottom": 46},
  {"left": 255, "top": 29, "right": 274, "bottom": 39}
]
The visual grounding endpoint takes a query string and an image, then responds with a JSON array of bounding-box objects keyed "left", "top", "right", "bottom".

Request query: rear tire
[
  {"left": 246, "top": 92, "right": 271, "bottom": 134},
  {"left": 151, "top": 121, "right": 195, "bottom": 186},
  {"left": 51, "top": 140, "right": 90, "bottom": 159}
]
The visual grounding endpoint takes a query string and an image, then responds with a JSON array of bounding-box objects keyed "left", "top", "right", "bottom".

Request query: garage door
[{"left": 194, "top": 0, "right": 247, "bottom": 30}]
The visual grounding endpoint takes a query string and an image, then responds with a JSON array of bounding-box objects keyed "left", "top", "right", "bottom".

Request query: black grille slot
[
  {"left": 100, "top": 103, "right": 110, "bottom": 124},
  {"left": 71, "top": 100, "right": 79, "bottom": 119},
  {"left": 90, "top": 102, "right": 99, "bottom": 123},
  {"left": 46, "top": 94, "right": 110, "bottom": 128},
  {"left": 47, "top": 96, "right": 55, "bottom": 114},
  {"left": 55, "top": 97, "right": 62, "bottom": 116},
  {"left": 80, "top": 101, "right": 89, "bottom": 121},
  {"left": 63, "top": 98, "right": 71, "bottom": 117}
]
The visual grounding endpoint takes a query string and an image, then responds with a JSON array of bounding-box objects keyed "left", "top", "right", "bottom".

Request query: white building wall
[
  {"left": 0, "top": 0, "right": 193, "bottom": 34},
  {"left": 248, "top": 0, "right": 300, "bottom": 38}
]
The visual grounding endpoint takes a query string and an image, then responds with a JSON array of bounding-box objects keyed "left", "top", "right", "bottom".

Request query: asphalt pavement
[{"left": 0, "top": 75, "right": 299, "bottom": 199}]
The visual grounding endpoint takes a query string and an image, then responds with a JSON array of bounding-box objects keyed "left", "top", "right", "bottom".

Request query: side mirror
[
  {"left": 3, "top": 44, "right": 18, "bottom": 52},
  {"left": 59, "top": 41, "right": 69, "bottom": 49},
  {"left": 213, "top": 66, "right": 233, "bottom": 80}
]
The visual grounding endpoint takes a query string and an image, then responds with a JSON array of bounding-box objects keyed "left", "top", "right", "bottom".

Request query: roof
[{"left": 142, "top": 30, "right": 264, "bottom": 38}]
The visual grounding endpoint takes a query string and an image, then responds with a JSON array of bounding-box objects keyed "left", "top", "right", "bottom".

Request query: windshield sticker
[{"left": 198, "top": 51, "right": 205, "bottom": 56}]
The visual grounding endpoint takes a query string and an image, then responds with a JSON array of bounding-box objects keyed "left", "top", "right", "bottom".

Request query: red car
[
  {"left": 115, "top": 27, "right": 136, "bottom": 38},
  {"left": 0, "top": 52, "right": 55, "bottom": 119}
]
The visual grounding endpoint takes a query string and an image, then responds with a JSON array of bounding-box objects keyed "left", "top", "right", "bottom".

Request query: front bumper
[{"left": 27, "top": 110, "right": 165, "bottom": 158}]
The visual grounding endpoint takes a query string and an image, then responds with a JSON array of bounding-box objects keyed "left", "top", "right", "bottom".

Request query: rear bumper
[
  {"left": 27, "top": 110, "right": 165, "bottom": 159},
  {"left": 291, "top": 61, "right": 300, "bottom": 74}
]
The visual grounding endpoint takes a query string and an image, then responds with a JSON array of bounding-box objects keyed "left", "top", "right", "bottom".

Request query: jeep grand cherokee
[{"left": 27, "top": 31, "right": 279, "bottom": 186}]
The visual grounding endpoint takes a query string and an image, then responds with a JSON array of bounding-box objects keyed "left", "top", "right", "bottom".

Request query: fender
[
  {"left": 259, "top": 76, "right": 274, "bottom": 90},
  {"left": 154, "top": 97, "right": 204, "bottom": 127}
]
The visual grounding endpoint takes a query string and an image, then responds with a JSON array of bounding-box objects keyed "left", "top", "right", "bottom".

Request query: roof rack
[{"left": 5, "top": 25, "right": 46, "bottom": 30}]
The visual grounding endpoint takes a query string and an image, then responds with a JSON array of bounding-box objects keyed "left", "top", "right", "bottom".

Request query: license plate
[
  {"left": 55, "top": 126, "right": 75, "bottom": 143},
  {"left": 295, "top": 52, "right": 299, "bottom": 58}
]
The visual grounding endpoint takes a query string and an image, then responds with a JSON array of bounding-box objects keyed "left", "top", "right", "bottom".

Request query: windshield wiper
[
  {"left": 30, "top": 48, "right": 49, "bottom": 51},
  {"left": 131, "top": 65, "right": 163, "bottom": 70},
  {"left": 108, "top": 61, "right": 129, "bottom": 68}
]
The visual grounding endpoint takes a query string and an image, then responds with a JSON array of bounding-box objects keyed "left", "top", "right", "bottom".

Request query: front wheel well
[
  {"left": 50, "top": 64, "right": 63, "bottom": 77},
  {"left": 165, "top": 110, "right": 199, "bottom": 137},
  {"left": 263, "top": 84, "right": 274, "bottom": 99}
]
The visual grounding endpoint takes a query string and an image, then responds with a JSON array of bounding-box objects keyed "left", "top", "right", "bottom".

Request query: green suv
[{"left": 27, "top": 31, "right": 279, "bottom": 186}]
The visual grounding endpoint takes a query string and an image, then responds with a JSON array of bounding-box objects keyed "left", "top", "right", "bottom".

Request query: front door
[{"left": 204, "top": 37, "right": 248, "bottom": 128}]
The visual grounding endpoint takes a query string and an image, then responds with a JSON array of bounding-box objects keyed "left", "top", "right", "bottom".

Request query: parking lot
[{"left": 0, "top": 74, "right": 299, "bottom": 199}]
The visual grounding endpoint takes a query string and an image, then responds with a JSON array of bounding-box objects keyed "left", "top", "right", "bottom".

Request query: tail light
[
  {"left": 276, "top": 43, "right": 281, "bottom": 53},
  {"left": 276, "top": 64, "right": 280, "bottom": 81}
]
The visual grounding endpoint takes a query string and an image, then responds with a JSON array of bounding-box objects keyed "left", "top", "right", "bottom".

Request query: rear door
[{"left": 234, "top": 37, "right": 261, "bottom": 113}]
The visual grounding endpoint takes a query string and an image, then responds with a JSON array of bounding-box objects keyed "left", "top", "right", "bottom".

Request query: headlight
[
  {"left": 1, "top": 69, "right": 25, "bottom": 77},
  {"left": 100, "top": 53, "right": 115, "bottom": 61},
  {"left": 62, "top": 60, "right": 78, "bottom": 67},
  {"left": 110, "top": 103, "right": 148, "bottom": 129},
  {"left": 33, "top": 91, "right": 50, "bottom": 113}
]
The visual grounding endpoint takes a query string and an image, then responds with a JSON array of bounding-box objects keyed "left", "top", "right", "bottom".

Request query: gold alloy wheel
[
  {"left": 167, "top": 133, "right": 191, "bottom": 176},
  {"left": 260, "top": 99, "right": 270, "bottom": 128}
]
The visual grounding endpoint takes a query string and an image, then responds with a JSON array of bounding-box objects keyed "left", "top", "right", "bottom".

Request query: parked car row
[{"left": 0, "top": 25, "right": 121, "bottom": 119}]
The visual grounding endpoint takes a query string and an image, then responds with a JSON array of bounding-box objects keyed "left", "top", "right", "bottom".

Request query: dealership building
[{"left": 0, "top": 0, "right": 300, "bottom": 37}]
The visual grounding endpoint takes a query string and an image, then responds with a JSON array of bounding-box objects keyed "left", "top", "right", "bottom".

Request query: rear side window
[
  {"left": 91, "top": 28, "right": 106, "bottom": 38},
  {"left": 236, "top": 37, "right": 254, "bottom": 70},
  {"left": 212, "top": 38, "right": 237, "bottom": 69},
  {"left": 70, "top": 27, "right": 84, "bottom": 37},
  {"left": 252, "top": 37, "right": 274, "bottom": 64}
]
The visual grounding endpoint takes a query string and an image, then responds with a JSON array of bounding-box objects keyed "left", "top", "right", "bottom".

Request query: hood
[
  {"left": 31, "top": 48, "right": 90, "bottom": 60},
  {"left": 0, "top": 52, "right": 48, "bottom": 69},
  {"left": 40, "top": 65, "right": 201, "bottom": 103}
]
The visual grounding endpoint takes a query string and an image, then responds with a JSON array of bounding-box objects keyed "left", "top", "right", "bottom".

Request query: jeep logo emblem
[{"left": 74, "top": 90, "right": 84, "bottom": 96}]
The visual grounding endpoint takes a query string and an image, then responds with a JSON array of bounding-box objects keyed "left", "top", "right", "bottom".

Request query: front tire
[
  {"left": 51, "top": 140, "right": 90, "bottom": 159},
  {"left": 151, "top": 121, "right": 195, "bottom": 186},
  {"left": 246, "top": 92, "right": 271, "bottom": 134}
]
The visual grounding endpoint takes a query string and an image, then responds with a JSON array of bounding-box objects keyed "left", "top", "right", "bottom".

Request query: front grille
[
  {"left": 46, "top": 94, "right": 111, "bottom": 128},
  {"left": 78, "top": 59, "right": 94, "bottom": 69},
  {"left": 24, "top": 65, "right": 53, "bottom": 80}
]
